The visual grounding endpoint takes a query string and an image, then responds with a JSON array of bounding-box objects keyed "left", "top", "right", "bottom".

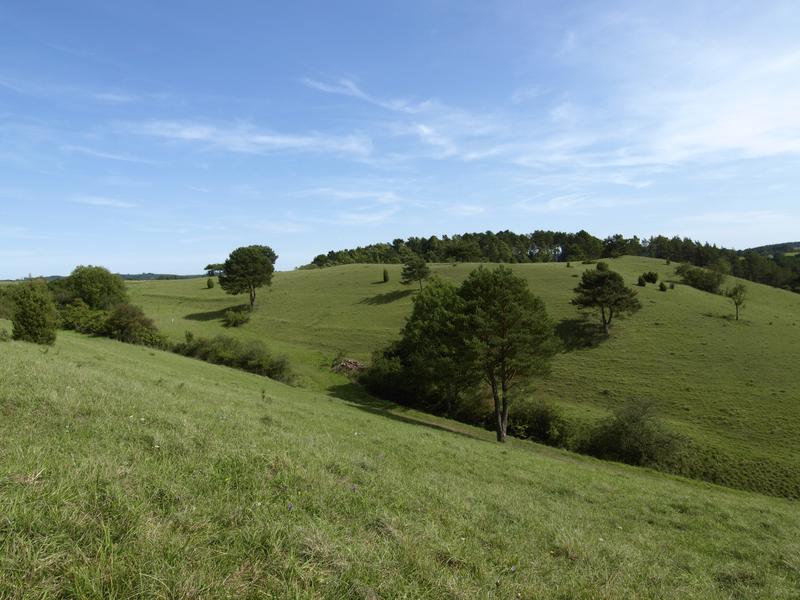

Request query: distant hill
[
  {"left": 747, "top": 241, "right": 800, "bottom": 255},
  {"left": 118, "top": 273, "right": 203, "bottom": 281}
]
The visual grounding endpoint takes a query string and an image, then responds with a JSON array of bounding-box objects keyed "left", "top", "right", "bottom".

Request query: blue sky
[{"left": 2, "top": 1, "right": 799, "bottom": 277}]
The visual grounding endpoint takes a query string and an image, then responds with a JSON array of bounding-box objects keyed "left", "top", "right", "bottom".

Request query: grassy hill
[
  {"left": 2, "top": 332, "right": 799, "bottom": 598},
  {"left": 127, "top": 257, "right": 800, "bottom": 499}
]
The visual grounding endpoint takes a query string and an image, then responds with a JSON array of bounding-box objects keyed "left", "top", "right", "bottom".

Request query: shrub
[
  {"left": 0, "top": 328, "right": 9, "bottom": 342},
  {"left": 207, "top": 277, "right": 215, "bottom": 289},
  {"left": 669, "top": 282, "right": 675, "bottom": 290},
  {"left": 11, "top": 279, "right": 58, "bottom": 345},
  {"left": 59, "top": 299, "right": 108, "bottom": 334},
  {"left": 596, "top": 261, "right": 609, "bottom": 272},
  {"left": 507, "top": 400, "right": 570, "bottom": 447},
  {"left": 659, "top": 282, "right": 668, "bottom": 292},
  {"left": 223, "top": 308, "right": 250, "bottom": 327},
  {"left": 105, "top": 303, "right": 166, "bottom": 348},
  {"left": 566, "top": 262, "right": 572, "bottom": 268},
  {"left": 174, "top": 332, "right": 293, "bottom": 383},
  {"left": 580, "top": 399, "right": 682, "bottom": 467},
  {"left": 637, "top": 275, "right": 647, "bottom": 287},
  {"left": 642, "top": 271, "right": 658, "bottom": 284},
  {"left": 56, "top": 265, "right": 128, "bottom": 309},
  {"left": 383, "top": 268, "right": 389, "bottom": 283},
  {"left": 675, "top": 263, "right": 725, "bottom": 294}
]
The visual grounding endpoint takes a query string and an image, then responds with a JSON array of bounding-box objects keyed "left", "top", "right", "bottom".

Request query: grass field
[
  {"left": 127, "top": 257, "right": 800, "bottom": 498},
  {"left": 2, "top": 332, "right": 799, "bottom": 598}
]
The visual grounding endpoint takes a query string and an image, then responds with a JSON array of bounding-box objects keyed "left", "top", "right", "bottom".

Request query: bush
[
  {"left": 174, "top": 332, "right": 293, "bottom": 383},
  {"left": 637, "top": 275, "right": 647, "bottom": 287},
  {"left": 675, "top": 264, "right": 725, "bottom": 294},
  {"left": 207, "top": 278, "right": 215, "bottom": 289},
  {"left": 11, "top": 279, "right": 58, "bottom": 345},
  {"left": 55, "top": 265, "right": 128, "bottom": 309},
  {"left": 596, "top": 261, "right": 609, "bottom": 272},
  {"left": 383, "top": 268, "right": 389, "bottom": 283},
  {"left": 669, "top": 282, "right": 675, "bottom": 290},
  {"left": 105, "top": 303, "right": 166, "bottom": 348},
  {"left": 642, "top": 271, "right": 658, "bottom": 284},
  {"left": 59, "top": 299, "right": 108, "bottom": 334},
  {"left": 223, "top": 308, "right": 250, "bottom": 327},
  {"left": 659, "top": 282, "right": 668, "bottom": 292},
  {"left": 580, "top": 399, "right": 682, "bottom": 467},
  {"left": 507, "top": 400, "right": 570, "bottom": 447}
]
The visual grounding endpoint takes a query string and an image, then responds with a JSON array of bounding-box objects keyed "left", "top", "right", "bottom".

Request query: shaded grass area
[
  {"left": 128, "top": 257, "right": 800, "bottom": 498},
  {"left": 1, "top": 334, "right": 799, "bottom": 598}
]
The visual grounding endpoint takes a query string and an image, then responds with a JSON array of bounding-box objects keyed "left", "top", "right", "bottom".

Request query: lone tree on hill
[
  {"left": 459, "top": 266, "right": 559, "bottom": 442},
  {"left": 727, "top": 283, "right": 747, "bottom": 321},
  {"left": 573, "top": 265, "right": 641, "bottom": 334},
  {"left": 12, "top": 279, "right": 58, "bottom": 345},
  {"left": 400, "top": 255, "right": 431, "bottom": 291},
  {"left": 218, "top": 245, "right": 277, "bottom": 310}
]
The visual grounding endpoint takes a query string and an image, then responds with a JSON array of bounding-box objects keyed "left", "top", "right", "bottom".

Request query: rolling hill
[
  {"left": 1, "top": 331, "right": 799, "bottom": 598},
  {"left": 127, "top": 257, "right": 800, "bottom": 499}
]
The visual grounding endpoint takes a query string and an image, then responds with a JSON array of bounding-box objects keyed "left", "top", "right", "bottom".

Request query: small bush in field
[
  {"left": 637, "top": 275, "right": 647, "bottom": 287},
  {"left": 659, "top": 282, "right": 668, "bottom": 292},
  {"left": 507, "top": 400, "right": 570, "bottom": 447},
  {"left": 105, "top": 303, "right": 166, "bottom": 348},
  {"left": 642, "top": 271, "right": 658, "bottom": 284},
  {"left": 223, "top": 308, "right": 250, "bottom": 327},
  {"left": 207, "top": 278, "right": 215, "bottom": 289},
  {"left": 59, "top": 299, "right": 108, "bottom": 334},
  {"left": 382, "top": 268, "right": 389, "bottom": 283},
  {"left": 596, "top": 261, "right": 609, "bottom": 271},
  {"left": 11, "top": 279, "right": 58, "bottom": 346},
  {"left": 669, "top": 282, "right": 675, "bottom": 290}
]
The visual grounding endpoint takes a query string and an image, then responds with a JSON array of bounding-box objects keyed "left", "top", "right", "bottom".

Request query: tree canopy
[
  {"left": 573, "top": 266, "right": 641, "bottom": 334},
  {"left": 52, "top": 265, "right": 128, "bottom": 310},
  {"left": 400, "top": 255, "right": 431, "bottom": 290},
  {"left": 218, "top": 245, "right": 277, "bottom": 310}
]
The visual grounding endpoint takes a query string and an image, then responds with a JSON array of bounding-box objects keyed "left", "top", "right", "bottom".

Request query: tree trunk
[
  {"left": 249, "top": 288, "right": 256, "bottom": 311},
  {"left": 500, "top": 380, "right": 509, "bottom": 443},
  {"left": 735, "top": 305, "right": 739, "bottom": 321},
  {"left": 491, "top": 380, "right": 506, "bottom": 442}
]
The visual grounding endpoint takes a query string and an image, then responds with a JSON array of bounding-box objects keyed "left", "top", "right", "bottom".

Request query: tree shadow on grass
[
  {"left": 328, "top": 382, "right": 489, "bottom": 443},
  {"left": 555, "top": 317, "right": 605, "bottom": 351},
  {"left": 184, "top": 304, "right": 248, "bottom": 322},
  {"left": 358, "top": 289, "right": 415, "bottom": 305}
]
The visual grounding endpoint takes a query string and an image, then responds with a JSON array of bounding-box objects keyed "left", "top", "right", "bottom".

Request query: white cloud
[
  {"left": 72, "top": 196, "right": 136, "bottom": 209},
  {"left": 63, "top": 145, "right": 158, "bottom": 164},
  {"left": 124, "top": 120, "right": 372, "bottom": 157}
]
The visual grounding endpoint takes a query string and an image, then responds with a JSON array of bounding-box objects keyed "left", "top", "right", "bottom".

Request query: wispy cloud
[
  {"left": 72, "top": 196, "right": 136, "bottom": 209},
  {"left": 63, "top": 145, "right": 158, "bottom": 164},
  {"left": 301, "top": 77, "right": 432, "bottom": 113},
  {"left": 123, "top": 120, "right": 372, "bottom": 157}
]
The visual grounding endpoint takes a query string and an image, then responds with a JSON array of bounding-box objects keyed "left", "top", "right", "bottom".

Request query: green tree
[
  {"left": 573, "top": 266, "right": 641, "bottom": 334},
  {"left": 400, "top": 255, "right": 430, "bottom": 290},
  {"left": 207, "top": 277, "right": 215, "bottom": 289},
  {"left": 218, "top": 245, "right": 277, "bottom": 310},
  {"left": 459, "top": 266, "right": 559, "bottom": 442},
  {"left": 727, "top": 283, "right": 747, "bottom": 321},
  {"left": 60, "top": 265, "right": 128, "bottom": 309},
  {"left": 11, "top": 279, "right": 58, "bottom": 345},
  {"left": 205, "top": 263, "right": 225, "bottom": 276},
  {"left": 398, "top": 277, "right": 476, "bottom": 416}
]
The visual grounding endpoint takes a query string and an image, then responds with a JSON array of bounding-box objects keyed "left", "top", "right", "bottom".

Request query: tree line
[{"left": 305, "top": 230, "right": 800, "bottom": 293}]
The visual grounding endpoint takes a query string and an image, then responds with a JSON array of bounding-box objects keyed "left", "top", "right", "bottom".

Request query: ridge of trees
[{"left": 305, "top": 230, "right": 800, "bottom": 293}]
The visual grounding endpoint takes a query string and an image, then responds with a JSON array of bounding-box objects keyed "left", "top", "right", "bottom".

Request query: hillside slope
[
  {"left": 128, "top": 257, "right": 800, "bottom": 498},
  {"left": 1, "top": 333, "right": 799, "bottom": 598}
]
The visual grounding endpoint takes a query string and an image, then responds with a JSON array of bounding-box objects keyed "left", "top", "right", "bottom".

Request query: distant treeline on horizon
[{"left": 305, "top": 230, "right": 800, "bottom": 293}]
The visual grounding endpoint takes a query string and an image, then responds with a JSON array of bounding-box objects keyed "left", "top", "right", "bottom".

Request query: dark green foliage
[
  {"left": 59, "top": 299, "right": 108, "bottom": 334},
  {"left": 596, "top": 261, "right": 610, "bottom": 272},
  {"left": 659, "top": 282, "right": 668, "bottom": 292},
  {"left": 669, "top": 282, "right": 675, "bottom": 290},
  {"left": 507, "top": 400, "right": 569, "bottom": 447},
  {"left": 205, "top": 263, "right": 225, "bottom": 276},
  {"left": 675, "top": 264, "right": 726, "bottom": 294},
  {"left": 11, "top": 279, "right": 58, "bottom": 345},
  {"left": 223, "top": 308, "right": 250, "bottom": 327},
  {"left": 55, "top": 265, "right": 128, "bottom": 310},
  {"left": 642, "top": 271, "right": 658, "bottom": 284},
  {"left": 105, "top": 303, "right": 167, "bottom": 348},
  {"left": 727, "top": 283, "right": 747, "bottom": 320},
  {"left": 382, "top": 268, "right": 389, "bottom": 283},
  {"left": 0, "top": 286, "right": 14, "bottom": 320},
  {"left": 218, "top": 245, "right": 277, "bottom": 310},
  {"left": 400, "top": 255, "right": 430, "bottom": 290},
  {"left": 637, "top": 275, "right": 647, "bottom": 287},
  {"left": 572, "top": 268, "right": 642, "bottom": 334},
  {"left": 174, "top": 332, "right": 292, "bottom": 383},
  {"left": 207, "top": 277, "right": 215, "bottom": 289},
  {"left": 580, "top": 400, "right": 682, "bottom": 467}
]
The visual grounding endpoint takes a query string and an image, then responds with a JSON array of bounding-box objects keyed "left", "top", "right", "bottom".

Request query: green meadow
[
  {"left": 2, "top": 331, "right": 799, "bottom": 598},
  {"left": 127, "top": 257, "right": 800, "bottom": 499}
]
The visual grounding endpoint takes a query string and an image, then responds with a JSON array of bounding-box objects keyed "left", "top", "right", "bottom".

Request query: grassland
[
  {"left": 127, "top": 257, "right": 800, "bottom": 498},
  {"left": 2, "top": 331, "right": 799, "bottom": 598}
]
